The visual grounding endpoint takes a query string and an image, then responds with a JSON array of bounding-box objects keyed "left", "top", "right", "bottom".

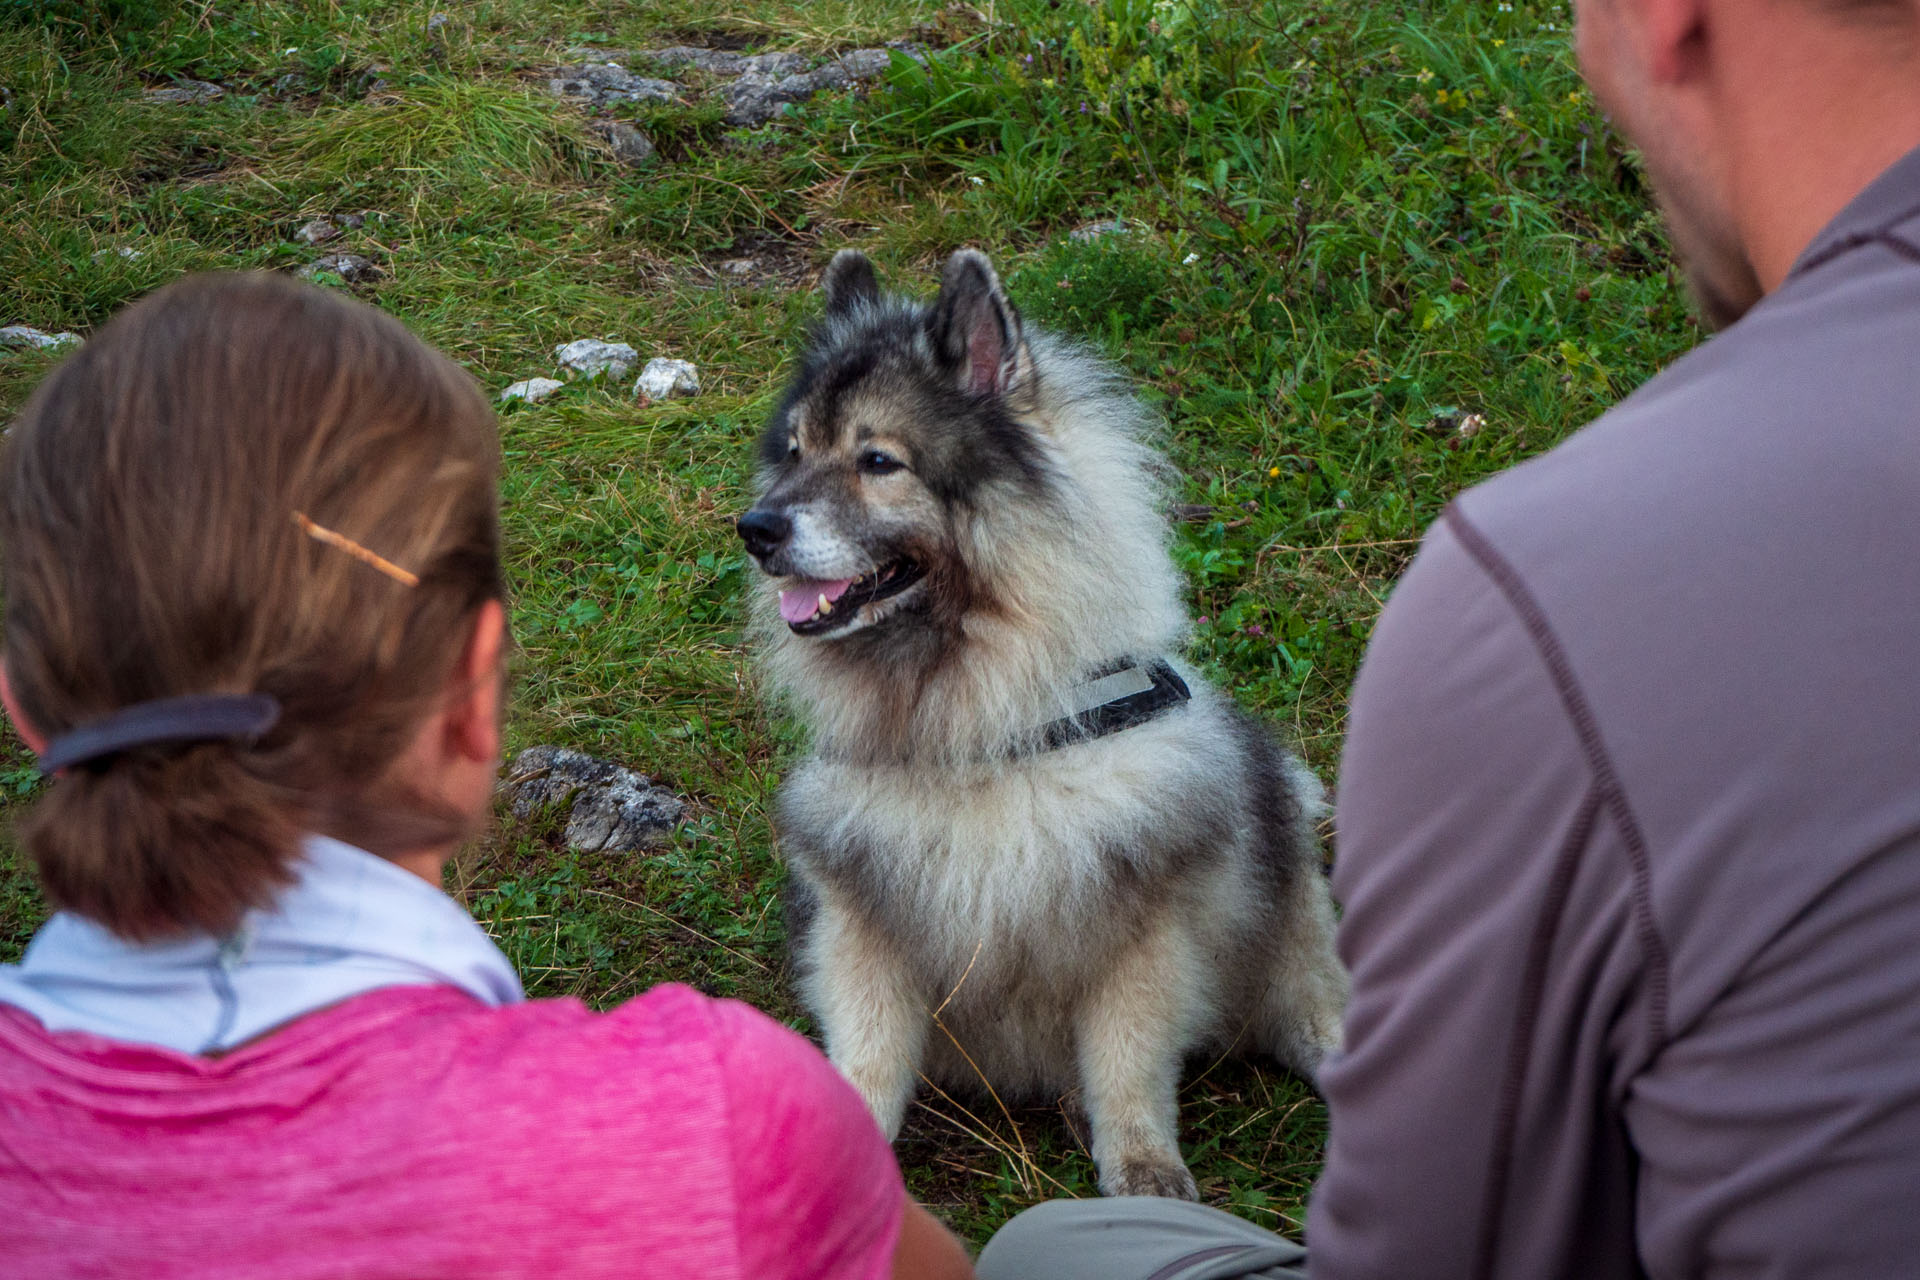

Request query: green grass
[{"left": 0, "top": 0, "right": 1695, "bottom": 1245}]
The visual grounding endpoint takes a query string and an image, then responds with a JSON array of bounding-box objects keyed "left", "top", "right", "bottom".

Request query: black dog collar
[{"left": 1036, "top": 658, "right": 1191, "bottom": 752}]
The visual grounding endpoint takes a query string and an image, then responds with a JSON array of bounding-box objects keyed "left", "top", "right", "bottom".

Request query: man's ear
[
  {"left": 928, "top": 248, "right": 1027, "bottom": 398},
  {"left": 0, "top": 661, "right": 48, "bottom": 757},
  {"left": 821, "top": 249, "right": 881, "bottom": 318},
  {"left": 445, "top": 599, "right": 506, "bottom": 766},
  {"left": 1636, "top": 0, "right": 1710, "bottom": 84}
]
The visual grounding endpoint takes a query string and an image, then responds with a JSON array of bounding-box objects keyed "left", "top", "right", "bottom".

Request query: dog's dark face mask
[{"left": 738, "top": 249, "right": 1055, "bottom": 643}]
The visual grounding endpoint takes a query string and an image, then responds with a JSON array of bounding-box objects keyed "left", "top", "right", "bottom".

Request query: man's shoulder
[
  {"left": 1461, "top": 237, "right": 1920, "bottom": 571},
  {"left": 1420, "top": 242, "right": 1920, "bottom": 911}
]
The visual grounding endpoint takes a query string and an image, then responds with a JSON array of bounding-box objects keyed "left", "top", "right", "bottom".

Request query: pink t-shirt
[{"left": 0, "top": 982, "right": 905, "bottom": 1278}]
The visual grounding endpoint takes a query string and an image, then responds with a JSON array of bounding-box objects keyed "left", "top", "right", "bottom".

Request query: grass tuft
[{"left": 277, "top": 78, "right": 601, "bottom": 187}]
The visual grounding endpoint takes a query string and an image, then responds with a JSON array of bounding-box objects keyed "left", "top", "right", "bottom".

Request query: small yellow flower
[
  {"left": 1568, "top": 91, "right": 1581, "bottom": 103},
  {"left": 1493, "top": 38, "right": 1505, "bottom": 47},
  {"left": 1268, "top": 466, "right": 1281, "bottom": 478},
  {"left": 1416, "top": 67, "right": 1434, "bottom": 84},
  {"left": 1042, "top": 77, "right": 1056, "bottom": 88}
]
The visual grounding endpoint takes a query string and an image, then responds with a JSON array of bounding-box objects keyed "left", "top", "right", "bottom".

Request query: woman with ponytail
[{"left": 0, "top": 274, "right": 971, "bottom": 1280}]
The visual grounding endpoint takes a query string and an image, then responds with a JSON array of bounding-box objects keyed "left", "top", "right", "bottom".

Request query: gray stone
[
  {"left": 739, "top": 50, "right": 814, "bottom": 77},
  {"left": 634, "top": 357, "right": 700, "bottom": 400},
  {"left": 298, "top": 253, "right": 378, "bottom": 283},
  {"left": 814, "top": 47, "right": 894, "bottom": 88},
  {"left": 599, "top": 120, "right": 656, "bottom": 167},
  {"left": 721, "top": 47, "right": 901, "bottom": 126},
  {"left": 719, "top": 257, "right": 756, "bottom": 276},
  {"left": 547, "top": 64, "right": 680, "bottom": 107},
  {"left": 554, "top": 338, "right": 638, "bottom": 380},
  {"left": 499, "top": 377, "right": 564, "bottom": 404},
  {"left": 550, "top": 46, "right": 910, "bottom": 126},
  {"left": 721, "top": 75, "right": 807, "bottom": 126},
  {"left": 1069, "top": 219, "right": 1138, "bottom": 243},
  {"left": 565, "top": 47, "right": 810, "bottom": 80},
  {"left": 623, "top": 46, "right": 744, "bottom": 74},
  {"left": 501, "top": 745, "right": 685, "bottom": 853},
  {"left": 657, "top": 47, "right": 807, "bottom": 77},
  {"left": 145, "top": 79, "right": 225, "bottom": 105},
  {"left": 0, "top": 326, "right": 81, "bottom": 351},
  {"left": 339, "top": 212, "right": 367, "bottom": 230},
  {"left": 293, "top": 218, "right": 339, "bottom": 245},
  {"left": 426, "top": 12, "right": 450, "bottom": 33}
]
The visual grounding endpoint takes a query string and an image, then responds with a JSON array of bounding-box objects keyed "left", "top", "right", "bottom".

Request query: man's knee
[
  {"left": 977, "top": 1199, "right": 1110, "bottom": 1280},
  {"left": 977, "top": 1196, "right": 1307, "bottom": 1280}
]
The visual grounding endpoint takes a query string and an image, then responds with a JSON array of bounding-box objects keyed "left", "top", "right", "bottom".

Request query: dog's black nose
[{"left": 736, "top": 509, "right": 792, "bottom": 558}]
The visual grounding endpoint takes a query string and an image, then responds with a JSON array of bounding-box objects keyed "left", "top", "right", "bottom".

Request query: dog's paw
[{"left": 1100, "top": 1153, "right": 1199, "bottom": 1200}]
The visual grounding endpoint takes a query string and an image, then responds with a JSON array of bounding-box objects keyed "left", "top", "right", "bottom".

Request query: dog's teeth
[{"left": 817, "top": 593, "right": 832, "bottom": 615}]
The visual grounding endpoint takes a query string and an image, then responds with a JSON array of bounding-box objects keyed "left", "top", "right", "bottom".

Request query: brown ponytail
[{"left": 0, "top": 272, "right": 504, "bottom": 941}]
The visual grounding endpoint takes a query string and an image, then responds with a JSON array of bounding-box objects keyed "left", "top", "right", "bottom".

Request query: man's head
[{"left": 1573, "top": 0, "right": 1920, "bottom": 327}]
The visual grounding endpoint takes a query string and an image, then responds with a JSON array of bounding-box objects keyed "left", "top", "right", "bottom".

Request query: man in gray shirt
[{"left": 978, "top": 1, "right": 1920, "bottom": 1277}]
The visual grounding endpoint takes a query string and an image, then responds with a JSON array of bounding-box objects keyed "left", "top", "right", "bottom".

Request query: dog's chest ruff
[{"left": 789, "top": 658, "right": 1215, "bottom": 945}]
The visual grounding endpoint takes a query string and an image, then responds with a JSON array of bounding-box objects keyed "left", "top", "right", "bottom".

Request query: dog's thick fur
[{"left": 741, "top": 248, "right": 1348, "bottom": 1198}]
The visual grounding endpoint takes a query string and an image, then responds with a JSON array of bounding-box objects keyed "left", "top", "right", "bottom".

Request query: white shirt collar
[{"left": 0, "top": 834, "right": 523, "bottom": 1054}]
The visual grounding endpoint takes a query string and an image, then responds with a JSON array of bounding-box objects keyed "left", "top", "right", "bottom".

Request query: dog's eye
[{"left": 859, "top": 449, "right": 904, "bottom": 476}]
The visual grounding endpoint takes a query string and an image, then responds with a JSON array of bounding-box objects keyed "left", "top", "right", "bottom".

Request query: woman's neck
[{"left": 388, "top": 847, "right": 450, "bottom": 886}]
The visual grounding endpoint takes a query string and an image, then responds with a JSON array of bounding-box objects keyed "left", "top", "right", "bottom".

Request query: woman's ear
[
  {"left": 444, "top": 599, "right": 506, "bottom": 766},
  {"left": 453, "top": 599, "right": 506, "bottom": 763},
  {"left": 0, "top": 661, "right": 49, "bottom": 756}
]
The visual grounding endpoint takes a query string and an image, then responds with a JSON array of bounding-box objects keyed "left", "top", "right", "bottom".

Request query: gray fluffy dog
[{"left": 737, "top": 248, "right": 1347, "bottom": 1198}]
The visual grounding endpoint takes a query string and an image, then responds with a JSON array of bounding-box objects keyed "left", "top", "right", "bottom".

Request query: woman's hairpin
[{"left": 292, "top": 512, "right": 420, "bottom": 588}]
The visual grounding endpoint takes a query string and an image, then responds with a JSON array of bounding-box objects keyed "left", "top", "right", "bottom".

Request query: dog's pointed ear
[
  {"left": 821, "top": 249, "right": 881, "bottom": 317},
  {"left": 929, "top": 248, "right": 1027, "bottom": 398}
]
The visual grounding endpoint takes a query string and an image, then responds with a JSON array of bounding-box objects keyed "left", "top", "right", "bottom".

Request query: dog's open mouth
[{"left": 777, "top": 559, "right": 925, "bottom": 635}]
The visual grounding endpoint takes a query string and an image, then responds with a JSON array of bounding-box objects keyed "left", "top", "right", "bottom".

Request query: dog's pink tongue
[{"left": 778, "top": 578, "right": 854, "bottom": 623}]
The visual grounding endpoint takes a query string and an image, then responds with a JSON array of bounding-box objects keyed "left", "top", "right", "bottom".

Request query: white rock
[
  {"left": 1069, "top": 219, "right": 1136, "bottom": 243},
  {"left": 90, "top": 246, "right": 145, "bottom": 262},
  {"left": 499, "top": 377, "right": 564, "bottom": 404},
  {"left": 554, "top": 338, "right": 638, "bottom": 380},
  {"left": 720, "top": 258, "right": 755, "bottom": 275},
  {"left": 298, "top": 253, "right": 378, "bottom": 283},
  {"left": 294, "top": 218, "right": 339, "bottom": 245},
  {"left": 634, "top": 357, "right": 700, "bottom": 400},
  {"left": 501, "top": 745, "right": 685, "bottom": 853},
  {"left": 599, "top": 120, "right": 656, "bottom": 167},
  {"left": 0, "top": 326, "right": 82, "bottom": 351}
]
